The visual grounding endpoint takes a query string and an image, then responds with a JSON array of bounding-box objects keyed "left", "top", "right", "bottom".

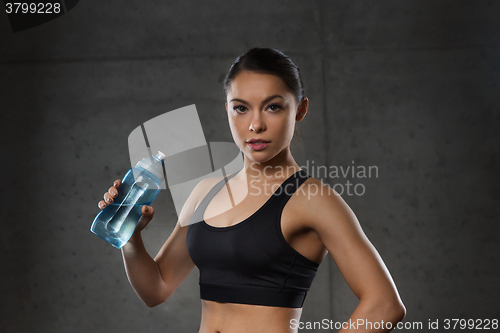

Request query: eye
[
  {"left": 267, "top": 103, "right": 282, "bottom": 112},
  {"left": 233, "top": 105, "right": 248, "bottom": 114}
]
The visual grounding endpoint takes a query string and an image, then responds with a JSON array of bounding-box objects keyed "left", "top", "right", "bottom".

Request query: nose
[{"left": 249, "top": 110, "right": 265, "bottom": 133}]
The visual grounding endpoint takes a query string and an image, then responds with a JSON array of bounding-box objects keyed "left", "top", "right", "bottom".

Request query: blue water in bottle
[{"left": 91, "top": 151, "right": 166, "bottom": 249}]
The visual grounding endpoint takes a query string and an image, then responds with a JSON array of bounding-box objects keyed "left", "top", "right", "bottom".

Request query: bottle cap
[
  {"left": 136, "top": 152, "right": 166, "bottom": 181},
  {"left": 155, "top": 151, "right": 167, "bottom": 161}
]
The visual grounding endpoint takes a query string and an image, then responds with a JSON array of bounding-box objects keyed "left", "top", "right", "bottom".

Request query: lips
[
  {"left": 247, "top": 139, "right": 270, "bottom": 151},
  {"left": 247, "top": 138, "right": 270, "bottom": 144}
]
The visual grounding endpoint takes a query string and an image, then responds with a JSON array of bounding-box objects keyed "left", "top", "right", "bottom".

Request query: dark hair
[{"left": 223, "top": 47, "right": 305, "bottom": 147}]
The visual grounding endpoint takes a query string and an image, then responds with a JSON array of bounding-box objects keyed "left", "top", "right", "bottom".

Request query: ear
[
  {"left": 296, "top": 97, "right": 309, "bottom": 122},
  {"left": 225, "top": 102, "right": 228, "bottom": 113}
]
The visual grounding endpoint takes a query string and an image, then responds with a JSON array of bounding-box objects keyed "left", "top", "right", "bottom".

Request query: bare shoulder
[
  {"left": 191, "top": 174, "right": 230, "bottom": 206},
  {"left": 176, "top": 173, "right": 229, "bottom": 227},
  {"left": 294, "top": 176, "right": 341, "bottom": 211},
  {"left": 293, "top": 176, "right": 363, "bottom": 238}
]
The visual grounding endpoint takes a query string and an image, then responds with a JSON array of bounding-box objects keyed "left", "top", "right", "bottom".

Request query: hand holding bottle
[
  {"left": 97, "top": 179, "right": 156, "bottom": 234},
  {"left": 91, "top": 151, "right": 166, "bottom": 248}
]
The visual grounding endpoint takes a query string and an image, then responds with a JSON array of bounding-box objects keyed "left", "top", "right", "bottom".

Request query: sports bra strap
[
  {"left": 272, "top": 168, "right": 310, "bottom": 208},
  {"left": 190, "top": 168, "right": 309, "bottom": 226}
]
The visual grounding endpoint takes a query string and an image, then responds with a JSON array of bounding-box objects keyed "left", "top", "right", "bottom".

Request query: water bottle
[{"left": 91, "top": 151, "right": 166, "bottom": 249}]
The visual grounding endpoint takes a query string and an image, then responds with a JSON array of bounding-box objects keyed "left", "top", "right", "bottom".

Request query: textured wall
[{"left": 0, "top": 1, "right": 498, "bottom": 332}]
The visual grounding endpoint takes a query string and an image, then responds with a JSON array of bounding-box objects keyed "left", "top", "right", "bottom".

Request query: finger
[
  {"left": 104, "top": 192, "right": 114, "bottom": 205},
  {"left": 141, "top": 205, "right": 155, "bottom": 218},
  {"left": 98, "top": 200, "right": 107, "bottom": 209},
  {"left": 137, "top": 206, "right": 155, "bottom": 229},
  {"left": 113, "top": 179, "right": 122, "bottom": 188},
  {"left": 108, "top": 186, "right": 118, "bottom": 198}
]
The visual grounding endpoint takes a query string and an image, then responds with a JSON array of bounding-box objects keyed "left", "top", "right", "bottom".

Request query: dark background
[{"left": 1, "top": 1, "right": 499, "bottom": 332}]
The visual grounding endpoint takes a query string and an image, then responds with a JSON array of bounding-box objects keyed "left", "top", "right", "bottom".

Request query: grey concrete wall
[{"left": 1, "top": 1, "right": 498, "bottom": 332}]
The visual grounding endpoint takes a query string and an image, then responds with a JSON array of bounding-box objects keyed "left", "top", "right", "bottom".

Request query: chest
[
  {"left": 185, "top": 170, "right": 320, "bottom": 275},
  {"left": 201, "top": 178, "right": 306, "bottom": 233}
]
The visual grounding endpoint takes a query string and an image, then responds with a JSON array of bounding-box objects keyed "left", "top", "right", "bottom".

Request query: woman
[{"left": 98, "top": 48, "right": 406, "bottom": 332}]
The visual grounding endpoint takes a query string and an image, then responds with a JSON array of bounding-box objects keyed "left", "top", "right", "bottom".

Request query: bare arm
[
  {"left": 306, "top": 182, "right": 406, "bottom": 332},
  {"left": 120, "top": 216, "right": 195, "bottom": 307},
  {"left": 99, "top": 179, "right": 205, "bottom": 307}
]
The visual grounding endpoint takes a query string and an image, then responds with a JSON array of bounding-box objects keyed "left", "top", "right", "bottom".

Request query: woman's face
[{"left": 225, "top": 71, "right": 305, "bottom": 164}]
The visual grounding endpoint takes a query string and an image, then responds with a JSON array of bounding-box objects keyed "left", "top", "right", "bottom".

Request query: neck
[{"left": 240, "top": 146, "right": 301, "bottom": 182}]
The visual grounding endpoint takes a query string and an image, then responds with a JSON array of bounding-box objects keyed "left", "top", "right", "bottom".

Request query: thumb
[
  {"left": 142, "top": 205, "right": 155, "bottom": 218},
  {"left": 136, "top": 205, "right": 155, "bottom": 232}
]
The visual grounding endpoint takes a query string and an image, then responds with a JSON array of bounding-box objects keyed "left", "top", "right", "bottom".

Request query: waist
[
  {"left": 201, "top": 298, "right": 303, "bottom": 333},
  {"left": 200, "top": 283, "right": 308, "bottom": 308}
]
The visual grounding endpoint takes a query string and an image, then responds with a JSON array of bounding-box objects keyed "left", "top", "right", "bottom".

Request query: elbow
[
  {"left": 383, "top": 298, "right": 406, "bottom": 323},
  {"left": 144, "top": 298, "right": 163, "bottom": 308},
  {"left": 392, "top": 300, "right": 406, "bottom": 322},
  {"left": 142, "top": 289, "right": 171, "bottom": 308},
  {"left": 364, "top": 295, "right": 406, "bottom": 323},
  {"left": 143, "top": 295, "right": 168, "bottom": 308}
]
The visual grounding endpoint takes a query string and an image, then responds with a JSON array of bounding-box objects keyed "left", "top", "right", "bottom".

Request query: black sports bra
[{"left": 186, "top": 168, "right": 319, "bottom": 308}]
